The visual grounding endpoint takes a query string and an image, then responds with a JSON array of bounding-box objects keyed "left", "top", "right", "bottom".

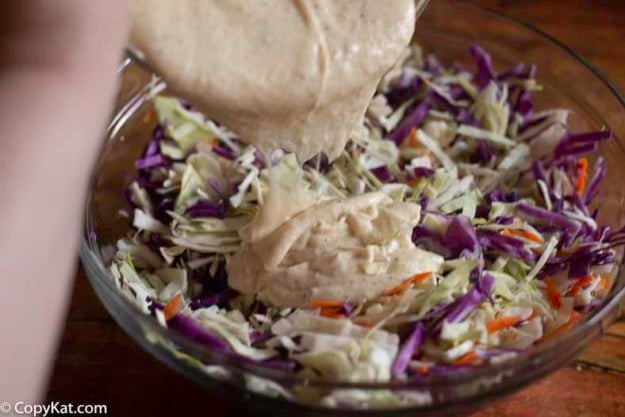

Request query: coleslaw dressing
[
  {"left": 129, "top": 0, "right": 416, "bottom": 162},
  {"left": 228, "top": 191, "right": 444, "bottom": 307}
]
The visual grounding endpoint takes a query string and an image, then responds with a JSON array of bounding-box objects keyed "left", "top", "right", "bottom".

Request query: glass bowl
[{"left": 81, "top": 0, "right": 625, "bottom": 415}]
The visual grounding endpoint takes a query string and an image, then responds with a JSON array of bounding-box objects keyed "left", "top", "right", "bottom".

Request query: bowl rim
[{"left": 80, "top": 0, "right": 625, "bottom": 407}]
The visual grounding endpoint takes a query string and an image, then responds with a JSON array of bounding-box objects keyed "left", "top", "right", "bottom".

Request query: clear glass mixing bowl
[{"left": 81, "top": 0, "right": 625, "bottom": 415}]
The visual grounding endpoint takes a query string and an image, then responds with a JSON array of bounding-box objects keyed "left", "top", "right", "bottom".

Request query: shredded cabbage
[{"left": 104, "top": 43, "right": 621, "bottom": 408}]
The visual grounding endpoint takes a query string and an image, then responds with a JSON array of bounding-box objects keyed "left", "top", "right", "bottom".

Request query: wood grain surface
[{"left": 46, "top": 1, "right": 625, "bottom": 416}]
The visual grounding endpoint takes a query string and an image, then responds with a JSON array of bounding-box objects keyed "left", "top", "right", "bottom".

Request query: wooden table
[{"left": 46, "top": 1, "right": 625, "bottom": 415}]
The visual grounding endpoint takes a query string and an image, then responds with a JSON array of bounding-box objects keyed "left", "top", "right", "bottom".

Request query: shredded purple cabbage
[
  {"left": 443, "top": 215, "right": 481, "bottom": 259},
  {"left": 249, "top": 330, "right": 274, "bottom": 346},
  {"left": 517, "top": 202, "right": 582, "bottom": 237},
  {"left": 478, "top": 230, "right": 535, "bottom": 263},
  {"left": 413, "top": 167, "right": 435, "bottom": 178},
  {"left": 513, "top": 90, "right": 533, "bottom": 117},
  {"left": 189, "top": 288, "right": 238, "bottom": 310},
  {"left": 167, "top": 313, "right": 230, "bottom": 351},
  {"left": 471, "top": 140, "right": 495, "bottom": 164},
  {"left": 185, "top": 201, "right": 227, "bottom": 219},
  {"left": 469, "top": 45, "right": 496, "bottom": 87},
  {"left": 497, "top": 63, "right": 536, "bottom": 81},
  {"left": 370, "top": 166, "right": 395, "bottom": 182},
  {"left": 554, "top": 130, "right": 612, "bottom": 159},
  {"left": 388, "top": 97, "right": 432, "bottom": 144},
  {"left": 438, "top": 288, "right": 482, "bottom": 328},
  {"left": 392, "top": 322, "right": 425, "bottom": 378},
  {"left": 385, "top": 74, "right": 422, "bottom": 108},
  {"left": 583, "top": 157, "right": 606, "bottom": 204},
  {"left": 212, "top": 144, "right": 236, "bottom": 160}
]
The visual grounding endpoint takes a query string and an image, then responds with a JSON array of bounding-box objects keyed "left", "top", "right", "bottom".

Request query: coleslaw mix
[{"left": 107, "top": 44, "right": 621, "bottom": 404}]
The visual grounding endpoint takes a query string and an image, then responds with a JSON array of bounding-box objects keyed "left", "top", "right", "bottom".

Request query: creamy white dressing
[
  {"left": 228, "top": 187, "right": 444, "bottom": 307},
  {"left": 129, "top": 0, "right": 432, "bottom": 307},
  {"left": 129, "top": 0, "right": 416, "bottom": 161}
]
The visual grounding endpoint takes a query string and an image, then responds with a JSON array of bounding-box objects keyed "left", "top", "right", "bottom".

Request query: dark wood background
[{"left": 46, "top": 1, "right": 625, "bottom": 416}]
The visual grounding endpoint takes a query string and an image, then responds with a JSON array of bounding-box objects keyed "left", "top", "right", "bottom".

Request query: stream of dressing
[
  {"left": 130, "top": 0, "right": 417, "bottom": 161},
  {"left": 130, "top": 0, "right": 438, "bottom": 307}
]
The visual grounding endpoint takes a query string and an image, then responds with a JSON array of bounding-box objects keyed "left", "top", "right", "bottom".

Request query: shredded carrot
[
  {"left": 545, "top": 311, "right": 582, "bottom": 341},
  {"left": 384, "top": 280, "right": 413, "bottom": 297},
  {"left": 142, "top": 108, "right": 155, "bottom": 124},
  {"left": 598, "top": 274, "right": 610, "bottom": 291},
  {"left": 302, "top": 299, "right": 344, "bottom": 309},
  {"left": 320, "top": 308, "right": 344, "bottom": 319},
  {"left": 407, "top": 178, "right": 420, "bottom": 188},
  {"left": 302, "top": 300, "right": 349, "bottom": 319},
  {"left": 576, "top": 157, "right": 589, "bottom": 196},
  {"left": 544, "top": 279, "right": 562, "bottom": 310},
  {"left": 405, "top": 128, "right": 434, "bottom": 162},
  {"left": 416, "top": 365, "right": 429, "bottom": 376},
  {"left": 501, "top": 228, "right": 544, "bottom": 244},
  {"left": 500, "top": 229, "right": 515, "bottom": 239},
  {"left": 163, "top": 293, "right": 183, "bottom": 321},
  {"left": 407, "top": 127, "right": 419, "bottom": 147},
  {"left": 486, "top": 315, "right": 523, "bottom": 334},
  {"left": 384, "top": 272, "right": 432, "bottom": 296},
  {"left": 567, "top": 275, "right": 593, "bottom": 297},
  {"left": 410, "top": 271, "right": 433, "bottom": 285},
  {"left": 529, "top": 308, "right": 539, "bottom": 320},
  {"left": 568, "top": 311, "right": 582, "bottom": 325},
  {"left": 454, "top": 351, "right": 479, "bottom": 366},
  {"left": 356, "top": 319, "right": 375, "bottom": 328}
]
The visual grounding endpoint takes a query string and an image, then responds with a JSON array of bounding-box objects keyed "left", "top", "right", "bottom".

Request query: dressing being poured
[{"left": 129, "top": 0, "right": 418, "bottom": 162}]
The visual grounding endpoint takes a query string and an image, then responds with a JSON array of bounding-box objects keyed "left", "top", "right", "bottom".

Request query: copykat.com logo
[{"left": 0, "top": 401, "right": 107, "bottom": 416}]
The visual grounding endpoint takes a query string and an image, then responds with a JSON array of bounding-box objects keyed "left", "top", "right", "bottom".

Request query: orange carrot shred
[
  {"left": 417, "top": 365, "right": 429, "bottom": 376},
  {"left": 163, "top": 293, "right": 183, "bottom": 321},
  {"left": 567, "top": 275, "right": 593, "bottom": 297},
  {"left": 486, "top": 315, "right": 523, "bottom": 334},
  {"left": 384, "top": 272, "right": 432, "bottom": 296},
  {"left": 576, "top": 157, "right": 588, "bottom": 195},
  {"left": 545, "top": 311, "right": 582, "bottom": 340},
  {"left": 598, "top": 275, "right": 610, "bottom": 291},
  {"left": 407, "top": 178, "right": 420, "bottom": 188},
  {"left": 544, "top": 279, "right": 562, "bottom": 309},
  {"left": 501, "top": 228, "right": 544, "bottom": 244},
  {"left": 529, "top": 308, "right": 539, "bottom": 320},
  {"left": 357, "top": 319, "right": 375, "bottom": 328},
  {"left": 303, "top": 299, "right": 349, "bottom": 319},
  {"left": 410, "top": 271, "right": 433, "bottom": 285},
  {"left": 500, "top": 229, "right": 514, "bottom": 239},
  {"left": 384, "top": 280, "right": 413, "bottom": 297},
  {"left": 407, "top": 127, "right": 418, "bottom": 147},
  {"left": 454, "top": 351, "right": 478, "bottom": 366},
  {"left": 320, "top": 308, "right": 344, "bottom": 319},
  {"left": 303, "top": 299, "right": 344, "bottom": 309},
  {"left": 142, "top": 108, "right": 155, "bottom": 124}
]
